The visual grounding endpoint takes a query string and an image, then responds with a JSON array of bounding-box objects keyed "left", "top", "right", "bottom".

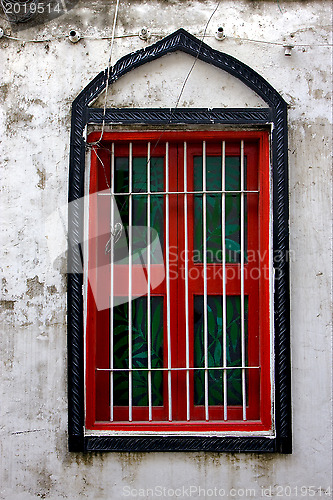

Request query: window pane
[
  {"left": 225, "top": 194, "right": 241, "bottom": 263},
  {"left": 115, "top": 157, "right": 129, "bottom": 193},
  {"left": 133, "top": 157, "right": 147, "bottom": 192},
  {"left": 132, "top": 157, "right": 164, "bottom": 260},
  {"left": 113, "top": 302, "right": 129, "bottom": 406},
  {"left": 193, "top": 193, "right": 203, "bottom": 261},
  {"left": 113, "top": 297, "right": 164, "bottom": 407},
  {"left": 225, "top": 156, "right": 241, "bottom": 191},
  {"left": 151, "top": 195, "right": 164, "bottom": 262},
  {"left": 193, "top": 156, "right": 247, "bottom": 264},
  {"left": 114, "top": 158, "right": 129, "bottom": 263},
  {"left": 150, "top": 297, "right": 164, "bottom": 406},
  {"left": 193, "top": 295, "right": 248, "bottom": 406},
  {"left": 150, "top": 157, "right": 165, "bottom": 261},
  {"left": 132, "top": 156, "right": 164, "bottom": 192},
  {"left": 132, "top": 195, "right": 147, "bottom": 259},
  {"left": 114, "top": 196, "right": 129, "bottom": 263},
  {"left": 150, "top": 157, "right": 164, "bottom": 192}
]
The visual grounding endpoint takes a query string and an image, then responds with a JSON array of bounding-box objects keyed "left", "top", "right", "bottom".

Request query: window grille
[{"left": 86, "top": 132, "right": 271, "bottom": 432}]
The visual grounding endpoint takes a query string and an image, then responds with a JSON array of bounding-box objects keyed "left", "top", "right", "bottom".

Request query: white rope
[
  {"left": 89, "top": 0, "right": 120, "bottom": 146},
  {"left": 174, "top": 0, "right": 221, "bottom": 109}
]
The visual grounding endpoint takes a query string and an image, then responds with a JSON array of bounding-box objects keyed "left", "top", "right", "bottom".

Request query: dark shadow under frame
[{"left": 68, "top": 28, "right": 291, "bottom": 453}]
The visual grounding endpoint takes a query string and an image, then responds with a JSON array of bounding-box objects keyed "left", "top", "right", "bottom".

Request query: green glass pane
[
  {"left": 225, "top": 156, "right": 241, "bottom": 191},
  {"left": 113, "top": 157, "right": 165, "bottom": 264},
  {"left": 132, "top": 195, "right": 147, "bottom": 227},
  {"left": 150, "top": 157, "right": 164, "bottom": 192},
  {"left": 193, "top": 156, "right": 222, "bottom": 263},
  {"left": 151, "top": 297, "right": 164, "bottom": 406},
  {"left": 193, "top": 155, "right": 248, "bottom": 264},
  {"left": 225, "top": 295, "right": 248, "bottom": 405},
  {"left": 132, "top": 295, "right": 149, "bottom": 407},
  {"left": 113, "top": 302, "right": 129, "bottom": 406},
  {"left": 193, "top": 155, "right": 222, "bottom": 191},
  {"left": 192, "top": 157, "right": 203, "bottom": 261},
  {"left": 194, "top": 156, "right": 223, "bottom": 263},
  {"left": 114, "top": 196, "right": 129, "bottom": 263},
  {"left": 113, "top": 159, "right": 130, "bottom": 262},
  {"left": 115, "top": 157, "right": 129, "bottom": 193},
  {"left": 225, "top": 194, "right": 241, "bottom": 263},
  {"left": 132, "top": 195, "right": 147, "bottom": 259},
  {"left": 194, "top": 194, "right": 203, "bottom": 261},
  {"left": 150, "top": 195, "right": 164, "bottom": 262},
  {"left": 133, "top": 157, "right": 147, "bottom": 192},
  {"left": 227, "top": 368, "right": 242, "bottom": 406},
  {"left": 194, "top": 193, "right": 223, "bottom": 264},
  {"left": 113, "top": 371, "right": 129, "bottom": 406},
  {"left": 133, "top": 156, "right": 164, "bottom": 192},
  {"left": 207, "top": 156, "right": 222, "bottom": 191},
  {"left": 150, "top": 158, "right": 164, "bottom": 261},
  {"left": 193, "top": 295, "right": 248, "bottom": 406},
  {"left": 194, "top": 295, "right": 223, "bottom": 405},
  {"left": 225, "top": 194, "right": 248, "bottom": 264},
  {"left": 116, "top": 195, "right": 129, "bottom": 228},
  {"left": 193, "top": 157, "right": 203, "bottom": 192},
  {"left": 207, "top": 194, "right": 222, "bottom": 263},
  {"left": 113, "top": 297, "right": 163, "bottom": 407}
]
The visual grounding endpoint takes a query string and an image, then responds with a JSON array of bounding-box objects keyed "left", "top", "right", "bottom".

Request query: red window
[{"left": 86, "top": 131, "right": 272, "bottom": 433}]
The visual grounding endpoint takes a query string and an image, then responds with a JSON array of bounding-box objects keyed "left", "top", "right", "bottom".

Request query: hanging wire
[
  {"left": 85, "top": 0, "right": 223, "bottom": 230},
  {"left": 88, "top": 0, "right": 120, "bottom": 147},
  {"left": 92, "top": 146, "right": 110, "bottom": 189},
  {"left": 174, "top": 0, "right": 221, "bottom": 109},
  {"left": 3, "top": 32, "right": 331, "bottom": 47},
  {"left": 221, "top": 34, "right": 332, "bottom": 47},
  {"left": 2, "top": 27, "right": 332, "bottom": 47},
  {"left": 136, "top": 0, "right": 222, "bottom": 166},
  {"left": 84, "top": 0, "right": 331, "bottom": 210},
  {"left": 276, "top": 0, "right": 283, "bottom": 15},
  {"left": 120, "top": 0, "right": 222, "bottom": 199}
]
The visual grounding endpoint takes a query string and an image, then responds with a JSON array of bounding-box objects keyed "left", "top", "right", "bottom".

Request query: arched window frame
[{"left": 68, "top": 29, "right": 291, "bottom": 453}]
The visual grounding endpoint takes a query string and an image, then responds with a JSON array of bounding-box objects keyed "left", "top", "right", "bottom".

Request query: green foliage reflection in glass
[
  {"left": 114, "top": 157, "right": 164, "bottom": 264},
  {"left": 113, "top": 297, "right": 164, "bottom": 406},
  {"left": 193, "top": 295, "right": 248, "bottom": 405},
  {"left": 193, "top": 156, "right": 247, "bottom": 263}
]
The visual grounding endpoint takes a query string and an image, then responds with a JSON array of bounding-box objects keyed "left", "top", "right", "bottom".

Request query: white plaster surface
[
  {"left": 93, "top": 51, "right": 268, "bottom": 108},
  {"left": 0, "top": 1, "right": 332, "bottom": 499}
]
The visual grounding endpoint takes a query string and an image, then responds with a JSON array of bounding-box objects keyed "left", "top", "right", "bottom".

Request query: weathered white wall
[{"left": 0, "top": 1, "right": 332, "bottom": 498}]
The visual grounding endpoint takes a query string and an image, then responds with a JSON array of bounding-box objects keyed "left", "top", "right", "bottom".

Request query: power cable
[{"left": 89, "top": 0, "right": 120, "bottom": 146}]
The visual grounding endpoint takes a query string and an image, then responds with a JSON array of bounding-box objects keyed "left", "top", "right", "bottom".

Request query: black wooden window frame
[{"left": 68, "top": 29, "right": 291, "bottom": 453}]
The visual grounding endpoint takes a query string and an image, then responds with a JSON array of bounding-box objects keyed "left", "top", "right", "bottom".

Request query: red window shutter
[{"left": 86, "top": 131, "right": 272, "bottom": 433}]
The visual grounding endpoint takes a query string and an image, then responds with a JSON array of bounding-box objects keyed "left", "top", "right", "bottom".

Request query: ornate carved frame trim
[{"left": 68, "top": 28, "right": 291, "bottom": 453}]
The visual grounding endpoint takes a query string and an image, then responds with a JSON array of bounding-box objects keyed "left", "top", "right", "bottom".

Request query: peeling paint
[
  {"left": 26, "top": 276, "right": 44, "bottom": 299},
  {"left": 37, "top": 168, "right": 47, "bottom": 190},
  {"left": 0, "top": 299, "right": 15, "bottom": 312}
]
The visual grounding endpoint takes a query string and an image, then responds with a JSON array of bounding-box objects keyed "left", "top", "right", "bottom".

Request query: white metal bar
[
  {"left": 240, "top": 140, "right": 247, "bottom": 421},
  {"left": 165, "top": 142, "right": 172, "bottom": 421},
  {"left": 99, "top": 366, "right": 259, "bottom": 371},
  {"left": 147, "top": 142, "right": 152, "bottom": 421},
  {"left": 110, "top": 142, "right": 115, "bottom": 422},
  {"left": 222, "top": 141, "right": 227, "bottom": 420},
  {"left": 128, "top": 143, "right": 133, "bottom": 422},
  {"left": 184, "top": 142, "right": 190, "bottom": 421},
  {"left": 203, "top": 141, "right": 209, "bottom": 421},
  {"left": 100, "top": 190, "right": 259, "bottom": 196}
]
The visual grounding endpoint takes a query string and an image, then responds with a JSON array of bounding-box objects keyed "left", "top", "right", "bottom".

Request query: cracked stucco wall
[{"left": 0, "top": 1, "right": 332, "bottom": 499}]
